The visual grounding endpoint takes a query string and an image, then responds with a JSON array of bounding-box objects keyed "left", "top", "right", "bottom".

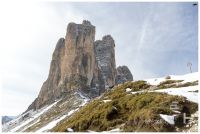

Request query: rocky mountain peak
[
  {"left": 27, "top": 20, "right": 133, "bottom": 111},
  {"left": 102, "top": 35, "right": 115, "bottom": 47},
  {"left": 82, "top": 20, "right": 92, "bottom": 25},
  {"left": 94, "top": 35, "right": 116, "bottom": 88},
  {"left": 115, "top": 66, "right": 133, "bottom": 84}
]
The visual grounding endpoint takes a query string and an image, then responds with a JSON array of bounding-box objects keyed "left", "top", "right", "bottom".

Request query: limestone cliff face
[
  {"left": 27, "top": 20, "right": 133, "bottom": 111},
  {"left": 30, "top": 21, "right": 103, "bottom": 110},
  {"left": 94, "top": 35, "right": 116, "bottom": 88},
  {"left": 115, "top": 66, "right": 133, "bottom": 84},
  {"left": 61, "top": 20, "right": 96, "bottom": 93}
]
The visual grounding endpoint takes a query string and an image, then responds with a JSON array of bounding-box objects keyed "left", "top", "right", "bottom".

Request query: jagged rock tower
[
  {"left": 115, "top": 66, "right": 133, "bottom": 84},
  {"left": 27, "top": 20, "right": 133, "bottom": 111},
  {"left": 94, "top": 35, "right": 116, "bottom": 88}
]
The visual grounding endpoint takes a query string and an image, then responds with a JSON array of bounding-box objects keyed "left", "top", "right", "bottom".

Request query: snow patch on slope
[
  {"left": 109, "top": 128, "right": 120, "bottom": 132},
  {"left": 155, "top": 86, "right": 198, "bottom": 103},
  {"left": 3, "top": 100, "right": 60, "bottom": 132},
  {"left": 130, "top": 85, "right": 198, "bottom": 103},
  {"left": 36, "top": 114, "right": 68, "bottom": 132},
  {"left": 67, "top": 128, "right": 74, "bottom": 132},
  {"left": 159, "top": 114, "right": 176, "bottom": 125},
  {"left": 170, "top": 72, "right": 199, "bottom": 83},
  {"left": 102, "top": 100, "right": 112, "bottom": 103},
  {"left": 67, "top": 108, "right": 79, "bottom": 116},
  {"left": 125, "top": 88, "right": 132, "bottom": 92},
  {"left": 20, "top": 118, "right": 41, "bottom": 132},
  {"left": 36, "top": 93, "right": 87, "bottom": 132},
  {"left": 145, "top": 72, "right": 199, "bottom": 85},
  {"left": 134, "top": 72, "right": 199, "bottom": 103}
]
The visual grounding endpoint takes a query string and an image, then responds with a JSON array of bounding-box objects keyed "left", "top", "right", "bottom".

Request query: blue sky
[{"left": 0, "top": 2, "right": 198, "bottom": 115}]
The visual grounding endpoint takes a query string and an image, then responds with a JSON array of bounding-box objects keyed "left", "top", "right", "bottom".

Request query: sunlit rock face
[
  {"left": 61, "top": 21, "right": 96, "bottom": 87},
  {"left": 28, "top": 21, "right": 102, "bottom": 110}
]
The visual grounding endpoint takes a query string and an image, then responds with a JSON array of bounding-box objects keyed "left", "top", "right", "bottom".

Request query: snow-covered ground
[
  {"left": 67, "top": 128, "right": 74, "bottom": 132},
  {"left": 36, "top": 108, "right": 82, "bottom": 132},
  {"left": 155, "top": 86, "right": 198, "bottom": 103},
  {"left": 130, "top": 85, "right": 198, "bottom": 103},
  {"left": 36, "top": 114, "right": 68, "bottom": 132},
  {"left": 102, "top": 99, "right": 112, "bottom": 103},
  {"left": 67, "top": 108, "right": 79, "bottom": 116},
  {"left": 145, "top": 72, "right": 199, "bottom": 85},
  {"left": 102, "top": 128, "right": 121, "bottom": 132},
  {"left": 3, "top": 100, "right": 60, "bottom": 132},
  {"left": 125, "top": 88, "right": 132, "bottom": 92},
  {"left": 170, "top": 72, "right": 199, "bottom": 83},
  {"left": 3, "top": 91, "right": 89, "bottom": 132},
  {"left": 34, "top": 93, "right": 87, "bottom": 132},
  {"left": 159, "top": 114, "right": 176, "bottom": 125},
  {"left": 108, "top": 128, "right": 120, "bottom": 132},
  {"left": 36, "top": 107, "right": 81, "bottom": 132},
  {"left": 143, "top": 72, "right": 198, "bottom": 103},
  {"left": 20, "top": 118, "right": 41, "bottom": 132}
]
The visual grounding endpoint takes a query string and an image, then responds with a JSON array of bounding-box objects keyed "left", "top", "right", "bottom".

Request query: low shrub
[{"left": 52, "top": 91, "right": 197, "bottom": 132}]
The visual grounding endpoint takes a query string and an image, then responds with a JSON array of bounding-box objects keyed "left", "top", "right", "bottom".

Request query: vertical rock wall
[{"left": 94, "top": 35, "right": 116, "bottom": 88}]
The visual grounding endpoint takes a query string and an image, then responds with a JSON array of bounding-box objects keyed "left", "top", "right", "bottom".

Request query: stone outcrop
[
  {"left": 115, "top": 66, "right": 133, "bottom": 84},
  {"left": 94, "top": 35, "right": 116, "bottom": 88},
  {"left": 27, "top": 20, "right": 133, "bottom": 111}
]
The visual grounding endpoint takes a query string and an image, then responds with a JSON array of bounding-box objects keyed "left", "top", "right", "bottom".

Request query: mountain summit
[{"left": 27, "top": 20, "right": 133, "bottom": 111}]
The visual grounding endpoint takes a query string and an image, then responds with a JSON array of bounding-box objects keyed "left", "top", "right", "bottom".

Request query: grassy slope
[{"left": 52, "top": 81, "right": 198, "bottom": 132}]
